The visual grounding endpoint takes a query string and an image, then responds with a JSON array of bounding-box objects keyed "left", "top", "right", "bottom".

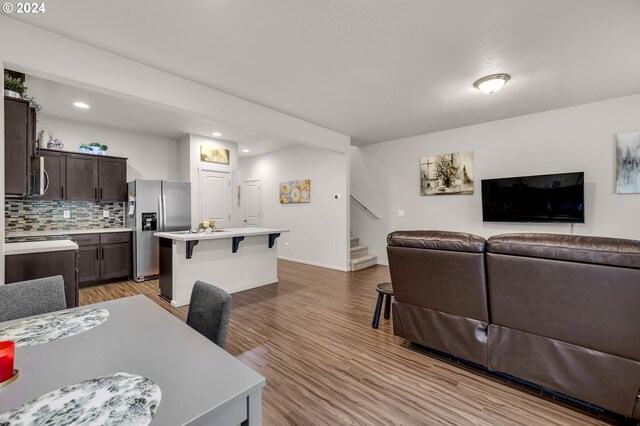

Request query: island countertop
[{"left": 155, "top": 227, "right": 289, "bottom": 241}]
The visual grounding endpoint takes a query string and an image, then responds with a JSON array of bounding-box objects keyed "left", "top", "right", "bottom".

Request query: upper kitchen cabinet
[
  {"left": 40, "top": 149, "right": 66, "bottom": 200},
  {"left": 39, "top": 149, "right": 127, "bottom": 202},
  {"left": 66, "top": 153, "right": 99, "bottom": 201},
  {"left": 4, "top": 97, "right": 36, "bottom": 197},
  {"left": 98, "top": 157, "right": 127, "bottom": 202}
]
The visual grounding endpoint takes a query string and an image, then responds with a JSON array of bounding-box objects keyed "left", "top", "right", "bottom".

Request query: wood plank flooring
[{"left": 79, "top": 260, "right": 623, "bottom": 425}]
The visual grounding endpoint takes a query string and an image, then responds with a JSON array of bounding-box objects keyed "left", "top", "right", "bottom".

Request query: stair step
[
  {"left": 350, "top": 245, "right": 368, "bottom": 258},
  {"left": 350, "top": 236, "right": 359, "bottom": 247},
  {"left": 350, "top": 254, "right": 378, "bottom": 272}
]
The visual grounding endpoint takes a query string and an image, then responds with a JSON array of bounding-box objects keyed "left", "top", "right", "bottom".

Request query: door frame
[{"left": 243, "top": 178, "right": 262, "bottom": 227}]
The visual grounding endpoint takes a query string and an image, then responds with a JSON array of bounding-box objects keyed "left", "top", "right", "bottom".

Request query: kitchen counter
[
  {"left": 6, "top": 228, "right": 133, "bottom": 238},
  {"left": 154, "top": 227, "right": 289, "bottom": 241},
  {"left": 4, "top": 240, "right": 79, "bottom": 255},
  {"left": 155, "top": 227, "right": 289, "bottom": 307}
]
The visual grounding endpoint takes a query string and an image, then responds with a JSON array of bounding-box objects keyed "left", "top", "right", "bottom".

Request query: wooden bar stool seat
[{"left": 372, "top": 282, "right": 394, "bottom": 329}]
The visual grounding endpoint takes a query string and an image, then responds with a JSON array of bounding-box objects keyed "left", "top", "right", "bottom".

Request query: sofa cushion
[
  {"left": 387, "top": 230, "right": 486, "bottom": 253},
  {"left": 487, "top": 233, "right": 640, "bottom": 269}
]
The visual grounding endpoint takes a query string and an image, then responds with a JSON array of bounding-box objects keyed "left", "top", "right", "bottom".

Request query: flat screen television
[{"left": 481, "top": 172, "right": 585, "bottom": 223}]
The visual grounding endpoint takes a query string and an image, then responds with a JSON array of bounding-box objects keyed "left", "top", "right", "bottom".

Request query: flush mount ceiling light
[
  {"left": 473, "top": 74, "right": 510, "bottom": 94},
  {"left": 212, "top": 132, "right": 222, "bottom": 137},
  {"left": 242, "top": 149, "right": 250, "bottom": 153},
  {"left": 73, "top": 101, "right": 90, "bottom": 109}
]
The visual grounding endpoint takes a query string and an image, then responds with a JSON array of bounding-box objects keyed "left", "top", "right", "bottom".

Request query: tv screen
[{"left": 481, "top": 172, "right": 585, "bottom": 223}]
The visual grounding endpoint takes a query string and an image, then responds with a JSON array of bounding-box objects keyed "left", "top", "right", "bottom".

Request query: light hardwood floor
[{"left": 79, "top": 260, "right": 622, "bottom": 425}]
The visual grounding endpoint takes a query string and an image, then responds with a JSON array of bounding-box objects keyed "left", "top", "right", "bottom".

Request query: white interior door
[
  {"left": 199, "top": 170, "right": 231, "bottom": 228},
  {"left": 243, "top": 179, "right": 261, "bottom": 227}
]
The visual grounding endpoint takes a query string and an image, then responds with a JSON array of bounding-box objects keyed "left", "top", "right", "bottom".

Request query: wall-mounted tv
[{"left": 481, "top": 172, "right": 585, "bottom": 223}]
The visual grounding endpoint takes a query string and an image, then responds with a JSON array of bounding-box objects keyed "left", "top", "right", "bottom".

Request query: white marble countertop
[
  {"left": 5, "top": 240, "right": 79, "bottom": 255},
  {"left": 6, "top": 228, "right": 133, "bottom": 238},
  {"left": 155, "top": 227, "right": 289, "bottom": 241}
]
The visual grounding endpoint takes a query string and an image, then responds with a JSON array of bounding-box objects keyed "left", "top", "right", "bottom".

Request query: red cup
[{"left": 0, "top": 341, "right": 15, "bottom": 383}]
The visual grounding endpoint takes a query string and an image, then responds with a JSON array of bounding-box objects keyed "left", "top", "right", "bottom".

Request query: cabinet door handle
[
  {"left": 100, "top": 188, "right": 103, "bottom": 200},
  {"left": 96, "top": 249, "right": 99, "bottom": 261},
  {"left": 61, "top": 186, "right": 64, "bottom": 199},
  {"left": 101, "top": 247, "right": 105, "bottom": 260},
  {"left": 95, "top": 188, "right": 98, "bottom": 199}
]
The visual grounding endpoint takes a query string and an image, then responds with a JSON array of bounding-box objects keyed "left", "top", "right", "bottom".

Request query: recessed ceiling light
[
  {"left": 242, "top": 149, "right": 250, "bottom": 153},
  {"left": 73, "top": 101, "right": 90, "bottom": 109},
  {"left": 212, "top": 132, "right": 222, "bottom": 137},
  {"left": 473, "top": 74, "right": 510, "bottom": 94}
]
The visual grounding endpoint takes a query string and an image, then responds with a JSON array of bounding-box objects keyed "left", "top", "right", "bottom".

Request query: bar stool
[{"left": 372, "top": 282, "right": 394, "bottom": 329}]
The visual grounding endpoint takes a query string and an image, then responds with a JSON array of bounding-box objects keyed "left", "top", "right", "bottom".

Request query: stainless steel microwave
[{"left": 30, "top": 155, "right": 47, "bottom": 197}]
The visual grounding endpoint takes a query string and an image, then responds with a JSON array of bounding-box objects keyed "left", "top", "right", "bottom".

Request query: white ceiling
[
  {"left": 25, "top": 76, "right": 297, "bottom": 157},
  {"left": 10, "top": 0, "right": 640, "bottom": 146}
]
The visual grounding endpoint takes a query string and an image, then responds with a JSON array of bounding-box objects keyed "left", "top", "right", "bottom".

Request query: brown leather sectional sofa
[{"left": 387, "top": 230, "right": 640, "bottom": 420}]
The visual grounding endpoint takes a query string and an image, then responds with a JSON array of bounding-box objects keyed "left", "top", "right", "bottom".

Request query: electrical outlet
[
  {"left": 103, "top": 210, "right": 109, "bottom": 218},
  {"left": 63, "top": 210, "right": 70, "bottom": 219},
  {"left": 398, "top": 210, "right": 405, "bottom": 217},
  {"left": 285, "top": 242, "right": 290, "bottom": 249}
]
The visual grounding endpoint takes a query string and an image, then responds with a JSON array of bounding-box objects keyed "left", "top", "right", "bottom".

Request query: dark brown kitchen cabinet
[
  {"left": 98, "top": 157, "right": 127, "bottom": 202},
  {"left": 5, "top": 249, "right": 79, "bottom": 308},
  {"left": 4, "top": 97, "right": 33, "bottom": 197},
  {"left": 37, "top": 149, "right": 127, "bottom": 202},
  {"left": 77, "top": 245, "right": 101, "bottom": 284},
  {"left": 66, "top": 154, "right": 99, "bottom": 201},
  {"left": 40, "top": 149, "right": 66, "bottom": 200},
  {"left": 73, "top": 232, "right": 131, "bottom": 286}
]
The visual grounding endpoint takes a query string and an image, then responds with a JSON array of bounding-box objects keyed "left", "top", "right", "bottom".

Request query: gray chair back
[
  {"left": 0, "top": 276, "right": 67, "bottom": 322},
  {"left": 186, "top": 281, "right": 232, "bottom": 349}
]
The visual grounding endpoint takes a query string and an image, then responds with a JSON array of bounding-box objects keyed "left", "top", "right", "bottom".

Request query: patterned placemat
[
  {"left": 0, "top": 308, "right": 109, "bottom": 347},
  {"left": 0, "top": 372, "right": 161, "bottom": 425}
]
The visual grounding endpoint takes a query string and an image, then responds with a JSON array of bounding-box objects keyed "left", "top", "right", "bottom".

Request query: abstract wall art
[
  {"left": 279, "top": 179, "right": 311, "bottom": 204},
  {"left": 420, "top": 151, "right": 474, "bottom": 196},
  {"left": 200, "top": 145, "right": 230, "bottom": 165},
  {"left": 616, "top": 130, "right": 640, "bottom": 194}
]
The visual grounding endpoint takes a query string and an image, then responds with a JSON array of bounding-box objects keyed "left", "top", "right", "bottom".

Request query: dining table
[{"left": 0, "top": 295, "right": 265, "bottom": 425}]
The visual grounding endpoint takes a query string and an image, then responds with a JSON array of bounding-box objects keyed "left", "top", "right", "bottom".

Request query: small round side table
[{"left": 372, "top": 282, "right": 393, "bottom": 329}]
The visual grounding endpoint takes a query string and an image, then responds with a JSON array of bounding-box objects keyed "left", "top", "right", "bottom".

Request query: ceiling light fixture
[
  {"left": 242, "top": 149, "right": 250, "bottom": 153},
  {"left": 473, "top": 74, "right": 510, "bottom": 94},
  {"left": 73, "top": 101, "right": 90, "bottom": 109},
  {"left": 212, "top": 132, "right": 222, "bottom": 137}
]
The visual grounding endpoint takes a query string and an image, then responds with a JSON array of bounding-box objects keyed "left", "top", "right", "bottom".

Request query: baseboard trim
[{"left": 278, "top": 256, "right": 350, "bottom": 272}]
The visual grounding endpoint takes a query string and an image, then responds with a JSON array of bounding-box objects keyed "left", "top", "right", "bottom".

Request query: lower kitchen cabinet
[
  {"left": 72, "top": 232, "right": 131, "bottom": 287},
  {"left": 5, "top": 249, "right": 79, "bottom": 308}
]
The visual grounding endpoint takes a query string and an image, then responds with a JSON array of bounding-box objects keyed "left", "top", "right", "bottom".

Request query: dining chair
[
  {"left": 186, "top": 281, "right": 232, "bottom": 349},
  {"left": 0, "top": 276, "right": 67, "bottom": 322}
]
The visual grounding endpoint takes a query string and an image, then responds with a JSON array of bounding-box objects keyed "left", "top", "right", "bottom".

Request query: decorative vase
[
  {"left": 39, "top": 130, "right": 53, "bottom": 149},
  {"left": 3, "top": 90, "right": 21, "bottom": 99},
  {"left": 205, "top": 228, "right": 213, "bottom": 234}
]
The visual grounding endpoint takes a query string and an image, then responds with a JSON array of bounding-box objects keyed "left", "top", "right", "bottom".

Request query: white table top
[
  {"left": 0, "top": 295, "right": 265, "bottom": 425},
  {"left": 4, "top": 240, "right": 79, "bottom": 255},
  {"left": 6, "top": 228, "right": 132, "bottom": 238},
  {"left": 155, "top": 227, "right": 289, "bottom": 242}
]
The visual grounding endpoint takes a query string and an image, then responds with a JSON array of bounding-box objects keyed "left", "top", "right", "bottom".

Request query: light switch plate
[
  {"left": 398, "top": 210, "right": 405, "bottom": 217},
  {"left": 103, "top": 210, "right": 109, "bottom": 218},
  {"left": 63, "top": 210, "right": 71, "bottom": 219}
]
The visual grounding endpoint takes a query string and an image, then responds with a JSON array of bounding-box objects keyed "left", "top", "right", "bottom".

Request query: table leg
[
  {"left": 384, "top": 295, "right": 391, "bottom": 320},
  {"left": 245, "top": 389, "right": 262, "bottom": 426},
  {"left": 372, "top": 293, "right": 383, "bottom": 329}
]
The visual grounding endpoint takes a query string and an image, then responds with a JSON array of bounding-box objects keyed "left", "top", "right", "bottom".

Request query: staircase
[{"left": 350, "top": 236, "right": 378, "bottom": 271}]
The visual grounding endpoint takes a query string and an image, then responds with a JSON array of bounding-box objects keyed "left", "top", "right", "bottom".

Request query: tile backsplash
[{"left": 5, "top": 200, "right": 124, "bottom": 232}]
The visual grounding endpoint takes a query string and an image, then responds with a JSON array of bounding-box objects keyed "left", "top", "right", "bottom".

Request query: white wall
[
  {"left": 351, "top": 94, "right": 640, "bottom": 265},
  {"left": 177, "top": 135, "right": 239, "bottom": 228},
  {"left": 239, "top": 145, "right": 350, "bottom": 271},
  {"left": 37, "top": 116, "right": 178, "bottom": 181}
]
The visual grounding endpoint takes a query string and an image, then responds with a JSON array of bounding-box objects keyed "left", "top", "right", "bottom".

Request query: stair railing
[{"left": 350, "top": 193, "right": 381, "bottom": 219}]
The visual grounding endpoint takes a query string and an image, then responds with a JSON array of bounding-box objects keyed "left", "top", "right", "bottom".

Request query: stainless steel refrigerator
[{"left": 126, "top": 179, "right": 191, "bottom": 281}]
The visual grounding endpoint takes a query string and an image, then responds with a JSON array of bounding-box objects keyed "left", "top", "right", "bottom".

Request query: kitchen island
[{"left": 154, "top": 228, "right": 288, "bottom": 307}]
